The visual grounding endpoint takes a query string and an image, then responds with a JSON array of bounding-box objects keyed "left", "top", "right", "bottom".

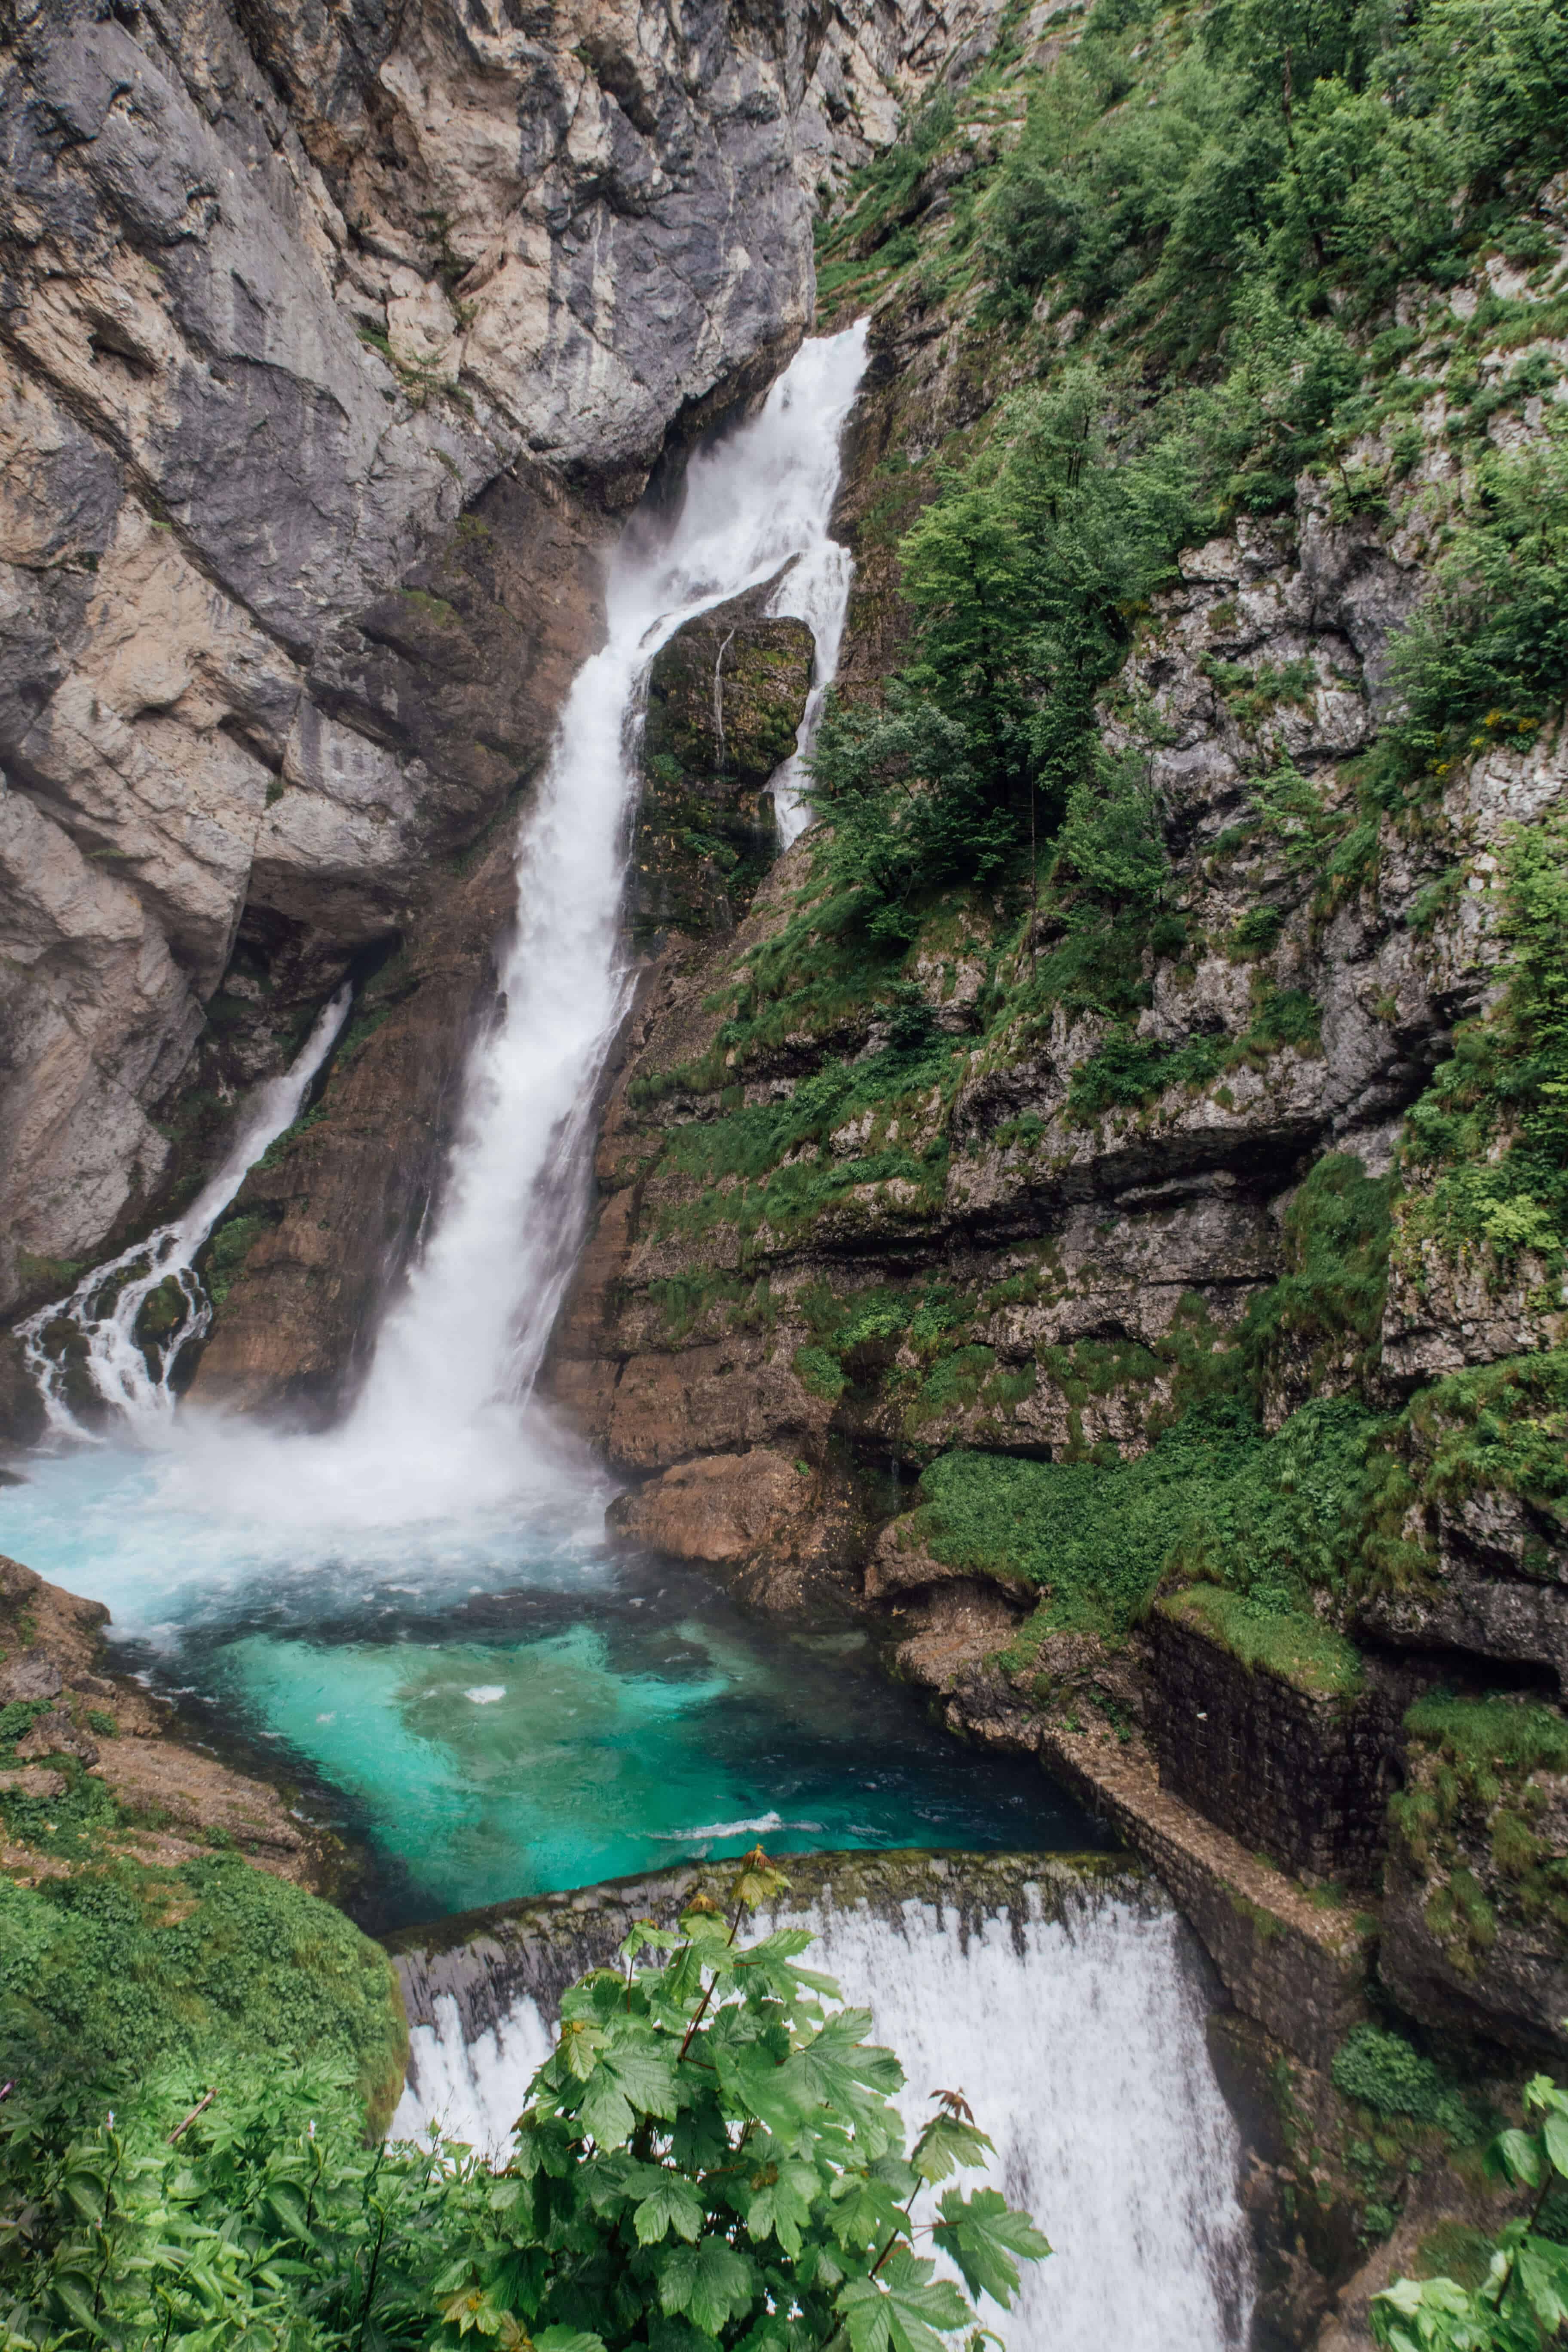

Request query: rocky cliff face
[
  {"left": 547, "top": 272, "right": 1558, "bottom": 1526},
  {"left": 0, "top": 0, "right": 1014, "bottom": 1418},
  {"left": 0, "top": 0, "right": 834, "bottom": 1341},
  {"left": 537, "top": 57, "right": 1568, "bottom": 2322}
]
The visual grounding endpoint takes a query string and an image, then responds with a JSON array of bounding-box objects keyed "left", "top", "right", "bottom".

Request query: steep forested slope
[{"left": 545, "top": 0, "right": 1568, "bottom": 2313}]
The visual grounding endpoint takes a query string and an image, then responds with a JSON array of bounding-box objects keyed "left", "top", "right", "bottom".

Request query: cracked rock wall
[{"left": 0, "top": 0, "right": 870, "bottom": 1317}]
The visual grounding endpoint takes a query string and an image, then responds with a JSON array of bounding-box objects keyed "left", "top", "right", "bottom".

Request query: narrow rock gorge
[{"left": 3, "top": 0, "right": 1568, "bottom": 2343}]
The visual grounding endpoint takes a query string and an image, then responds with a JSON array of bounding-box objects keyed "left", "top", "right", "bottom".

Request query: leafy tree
[
  {"left": 809, "top": 368, "right": 1200, "bottom": 934},
  {"left": 808, "top": 691, "right": 1011, "bottom": 944},
  {"left": 1373, "top": 2072, "right": 1568, "bottom": 2352},
  {"left": 1383, "top": 427, "right": 1568, "bottom": 787}
]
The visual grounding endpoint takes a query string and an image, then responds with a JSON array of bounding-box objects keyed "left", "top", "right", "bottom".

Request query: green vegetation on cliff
[
  {"left": 1390, "top": 1691, "right": 1568, "bottom": 1966},
  {"left": 809, "top": 0, "right": 1568, "bottom": 948},
  {"left": 900, "top": 1391, "right": 1383, "bottom": 1654},
  {"left": 1396, "top": 811, "right": 1568, "bottom": 1289},
  {"left": 0, "top": 1857, "right": 407, "bottom": 2143}
]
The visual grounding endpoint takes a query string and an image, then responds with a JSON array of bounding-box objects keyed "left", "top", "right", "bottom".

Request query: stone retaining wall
[{"left": 1151, "top": 1610, "right": 1406, "bottom": 1889}]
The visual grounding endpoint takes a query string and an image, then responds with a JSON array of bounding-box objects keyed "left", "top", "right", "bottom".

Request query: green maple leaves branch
[
  {"left": 433, "top": 1850, "right": 1050, "bottom": 2352},
  {"left": 1375, "top": 2071, "right": 1568, "bottom": 2352}
]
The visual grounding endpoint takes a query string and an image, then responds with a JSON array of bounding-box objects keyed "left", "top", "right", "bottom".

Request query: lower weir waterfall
[
  {"left": 392, "top": 1865, "right": 1255, "bottom": 2352},
  {"left": 3, "top": 328, "right": 1256, "bottom": 2350}
]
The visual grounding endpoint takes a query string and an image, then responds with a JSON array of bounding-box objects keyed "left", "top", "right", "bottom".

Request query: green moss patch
[
  {"left": 1355, "top": 1349, "right": 1568, "bottom": 1600},
  {"left": 906, "top": 1402, "right": 1262, "bottom": 1644},
  {"left": 899, "top": 1390, "right": 1391, "bottom": 1656},
  {"left": 1391, "top": 1691, "right": 1568, "bottom": 1971},
  {"left": 1158, "top": 1585, "right": 1364, "bottom": 1699},
  {"left": 0, "top": 1856, "right": 406, "bottom": 2136},
  {"left": 1395, "top": 812, "right": 1568, "bottom": 1291}
]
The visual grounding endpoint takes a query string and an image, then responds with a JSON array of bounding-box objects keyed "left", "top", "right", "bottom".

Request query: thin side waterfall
[
  {"left": 16, "top": 987, "right": 351, "bottom": 1438},
  {"left": 755, "top": 335, "right": 867, "bottom": 846},
  {"left": 391, "top": 1877, "right": 1256, "bottom": 2352}
]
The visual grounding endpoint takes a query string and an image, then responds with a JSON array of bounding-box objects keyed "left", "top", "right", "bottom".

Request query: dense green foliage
[
  {"left": 1238, "top": 1153, "right": 1395, "bottom": 1400},
  {"left": 806, "top": 0, "right": 1568, "bottom": 953},
  {"left": 809, "top": 366, "right": 1199, "bottom": 934},
  {"left": 1397, "top": 815, "right": 1568, "bottom": 1283},
  {"left": 986, "top": 0, "right": 1568, "bottom": 341},
  {"left": 1332, "top": 2027, "right": 1479, "bottom": 2144},
  {"left": 2, "top": 2064, "right": 471, "bottom": 2352},
  {"left": 902, "top": 1391, "right": 1383, "bottom": 1651},
  {"left": 0, "top": 1858, "right": 1049, "bottom": 2352},
  {"left": 1375, "top": 2073, "right": 1568, "bottom": 2351},
  {"left": 0, "top": 1859, "right": 408, "bottom": 2148}
]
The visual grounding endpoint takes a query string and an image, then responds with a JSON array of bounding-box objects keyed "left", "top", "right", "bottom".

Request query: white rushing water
[
  {"left": 392, "top": 1885, "right": 1255, "bottom": 2352},
  {"left": 16, "top": 986, "right": 352, "bottom": 1438},
  {"left": 754, "top": 334, "right": 868, "bottom": 845},
  {"left": 11, "top": 321, "right": 870, "bottom": 1531},
  {"left": 348, "top": 317, "right": 870, "bottom": 1507}
]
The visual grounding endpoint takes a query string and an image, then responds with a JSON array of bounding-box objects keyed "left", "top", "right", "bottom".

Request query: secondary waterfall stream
[
  {"left": 15, "top": 985, "right": 352, "bottom": 1436},
  {"left": 3, "top": 327, "right": 1256, "bottom": 2346}
]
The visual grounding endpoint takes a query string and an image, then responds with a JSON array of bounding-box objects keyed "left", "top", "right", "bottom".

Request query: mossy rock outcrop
[
  {"left": 630, "top": 582, "right": 813, "bottom": 950},
  {"left": 1383, "top": 1694, "right": 1568, "bottom": 2057}
]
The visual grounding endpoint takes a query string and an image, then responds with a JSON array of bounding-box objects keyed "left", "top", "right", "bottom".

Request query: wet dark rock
[{"left": 628, "top": 586, "right": 812, "bottom": 950}]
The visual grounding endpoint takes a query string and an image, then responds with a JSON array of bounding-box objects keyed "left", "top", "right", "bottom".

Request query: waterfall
[
  {"left": 16, "top": 986, "right": 351, "bottom": 1438},
  {"left": 391, "top": 1866, "right": 1256, "bottom": 2352},
  {"left": 753, "top": 332, "right": 868, "bottom": 846},
  {"left": 342, "top": 316, "right": 870, "bottom": 1493},
  {"left": 11, "top": 322, "right": 869, "bottom": 1502}
]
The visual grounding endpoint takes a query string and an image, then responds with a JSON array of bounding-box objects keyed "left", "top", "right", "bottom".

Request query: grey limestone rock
[
  {"left": 0, "top": 1649, "right": 64, "bottom": 1704},
  {"left": 0, "top": 0, "right": 878, "bottom": 1316}
]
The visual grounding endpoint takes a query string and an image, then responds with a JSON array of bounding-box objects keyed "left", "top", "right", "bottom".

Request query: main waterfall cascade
[
  {"left": 3, "top": 329, "right": 1258, "bottom": 2346},
  {"left": 14, "top": 322, "right": 870, "bottom": 1503},
  {"left": 346, "top": 319, "right": 873, "bottom": 1508},
  {"left": 393, "top": 1882, "right": 1256, "bottom": 2352}
]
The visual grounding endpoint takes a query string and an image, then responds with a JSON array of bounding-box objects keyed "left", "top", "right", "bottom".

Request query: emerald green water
[{"left": 2, "top": 1446, "right": 1096, "bottom": 1930}]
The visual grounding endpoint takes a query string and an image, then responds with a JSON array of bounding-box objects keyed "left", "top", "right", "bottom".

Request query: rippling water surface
[{"left": 1, "top": 1441, "right": 1095, "bottom": 1929}]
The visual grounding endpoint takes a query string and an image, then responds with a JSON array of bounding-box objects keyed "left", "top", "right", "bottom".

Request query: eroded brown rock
[{"left": 0, "top": 1551, "right": 335, "bottom": 1890}]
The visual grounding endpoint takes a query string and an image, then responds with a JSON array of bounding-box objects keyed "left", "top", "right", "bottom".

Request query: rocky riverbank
[{"left": 0, "top": 1549, "right": 339, "bottom": 1890}]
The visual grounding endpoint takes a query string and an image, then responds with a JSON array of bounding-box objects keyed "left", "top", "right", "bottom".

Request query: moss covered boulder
[
  {"left": 0, "top": 1852, "right": 408, "bottom": 2133},
  {"left": 631, "top": 584, "right": 813, "bottom": 949}
]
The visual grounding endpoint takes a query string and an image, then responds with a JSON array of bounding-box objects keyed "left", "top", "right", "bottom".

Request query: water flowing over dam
[{"left": 390, "top": 1857, "right": 1256, "bottom": 2352}]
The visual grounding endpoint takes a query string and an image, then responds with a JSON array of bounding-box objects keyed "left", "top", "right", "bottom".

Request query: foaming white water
[
  {"left": 15, "top": 988, "right": 351, "bottom": 1439},
  {"left": 391, "top": 1883, "right": 1254, "bottom": 2352},
  {"left": 396, "top": 1990, "right": 555, "bottom": 2156},
  {"left": 7, "top": 324, "right": 869, "bottom": 1558}
]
